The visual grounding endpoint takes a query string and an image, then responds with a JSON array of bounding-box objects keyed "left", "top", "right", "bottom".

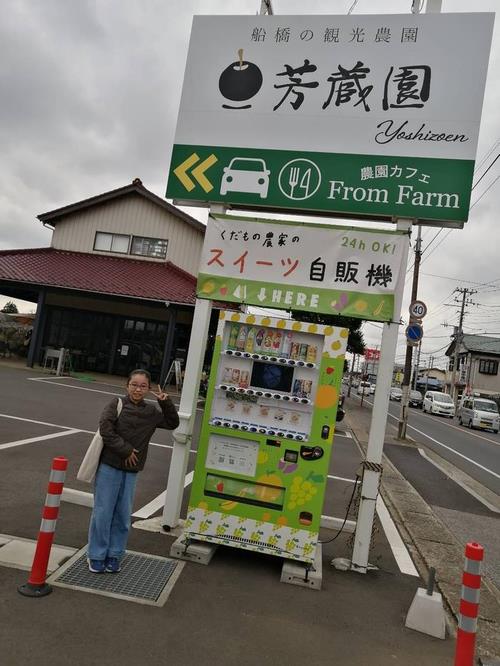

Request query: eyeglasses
[{"left": 129, "top": 383, "right": 149, "bottom": 391}]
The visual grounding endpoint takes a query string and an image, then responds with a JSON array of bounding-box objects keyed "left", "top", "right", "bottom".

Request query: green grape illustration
[
  {"left": 302, "top": 543, "right": 315, "bottom": 556},
  {"left": 233, "top": 527, "right": 246, "bottom": 538},
  {"left": 216, "top": 524, "right": 227, "bottom": 536},
  {"left": 250, "top": 530, "right": 263, "bottom": 542},
  {"left": 287, "top": 473, "right": 320, "bottom": 509}
]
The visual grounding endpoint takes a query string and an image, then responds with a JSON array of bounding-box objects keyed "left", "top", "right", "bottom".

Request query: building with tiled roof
[
  {"left": 445, "top": 333, "right": 500, "bottom": 397},
  {"left": 0, "top": 179, "right": 216, "bottom": 380}
]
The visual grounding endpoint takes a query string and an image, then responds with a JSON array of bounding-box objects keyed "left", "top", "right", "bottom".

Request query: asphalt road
[
  {"left": 386, "top": 398, "right": 500, "bottom": 496},
  {"left": 0, "top": 365, "right": 459, "bottom": 665}
]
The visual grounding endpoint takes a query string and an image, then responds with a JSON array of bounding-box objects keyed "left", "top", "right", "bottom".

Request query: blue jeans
[{"left": 88, "top": 463, "right": 138, "bottom": 561}]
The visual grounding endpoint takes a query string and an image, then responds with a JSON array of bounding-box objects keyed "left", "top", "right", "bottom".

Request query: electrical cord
[{"left": 319, "top": 473, "right": 361, "bottom": 544}]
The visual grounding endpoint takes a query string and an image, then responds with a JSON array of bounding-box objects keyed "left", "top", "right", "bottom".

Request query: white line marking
[
  {"left": 327, "top": 474, "right": 357, "bottom": 483},
  {"left": 27, "top": 377, "right": 201, "bottom": 410},
  {"left": 0, "top": 412, "right": 197, "bottom": 454},
  {"left": 0, "top": 412, "right": 92, "bottom": 432},
  {"left": 0, "top": 429, "right": 81, "bottom": 450},
  {"left": 132, "top": 491, "right": 166, "bottom": 518},
  {"left": 400, "top": 421, "right": 500, "bottom": 481},
  {"left": 133, "top": 470, "right": 194, "bottom": 518},
  {"left": 376, "top": 495, "right": 419, "bottom": 577},
  {"left": 418, "top": 448, "right": 500, "bottom": 514}
]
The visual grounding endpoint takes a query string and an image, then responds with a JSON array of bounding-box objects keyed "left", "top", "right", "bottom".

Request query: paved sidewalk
[{"left": 344, "top": 395, "right": 500, "bottom": 662}]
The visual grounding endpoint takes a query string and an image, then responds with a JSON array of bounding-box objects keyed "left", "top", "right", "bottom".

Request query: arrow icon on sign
[
  {"left": 173, "top": 153, "right": 218, "bottom": 193},
  {"left": 257, "top": 288, "right": 267, "bottom": 302}
]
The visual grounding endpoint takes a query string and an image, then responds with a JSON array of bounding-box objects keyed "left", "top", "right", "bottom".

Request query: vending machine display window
[{"left": 250, "top": 361, "right": 294, "bottom": 393}]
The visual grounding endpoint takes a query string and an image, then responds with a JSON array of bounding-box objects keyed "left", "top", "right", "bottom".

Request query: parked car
[
  {"left": 423, "top": 390, "right": 455, "bottom": 418},
  {"left": 457, "top": 396, "right": 499, "bottom": 433},
  {"left": 390, "top": 386, "right": 402, "bottom": 401},
  {"left": 357, "top": 381, "right": 371, "bottom": 396},
  {"left": 409, "top": 390, "right": 423, "bottom": 408}
]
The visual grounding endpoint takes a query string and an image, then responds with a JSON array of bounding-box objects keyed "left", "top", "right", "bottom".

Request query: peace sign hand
[{"left": 151, "top": 384, "right": 169, "bottom": 402}]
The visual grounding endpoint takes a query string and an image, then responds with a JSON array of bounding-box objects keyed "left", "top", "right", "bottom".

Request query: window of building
[
  {"left": 131, "top": 236, "right": 168, "bottom": 259},
  {"left": 478, "top": 359, "right": 499, "bottom": 375},
  {"left": 94, "top": 232, "right": 130, "bottom": 254}
]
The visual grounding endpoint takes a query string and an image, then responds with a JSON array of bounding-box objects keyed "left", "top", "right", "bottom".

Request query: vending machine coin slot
[
  {"left": 300, "top": 445, "right": 324, "bottom": 461},
  {"left": 321, "top": 425, "right": 330, "bottom": 439}
]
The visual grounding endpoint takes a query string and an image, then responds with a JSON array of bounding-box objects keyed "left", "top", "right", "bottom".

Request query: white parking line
[
  {"left": 28, "top": 377, "right": 203, "bottom": 411},
  {"left": 0, "top": 412, "right": 93, "bottom": 433},
  {"left": 0, "top": 429, "right": 81, "bottom": 450},
  {"left": 133, "top": 470, "right": 194, "bottom": 518},
  {"left": 376, "top": 495, "right": 419, "bottom": 577}
]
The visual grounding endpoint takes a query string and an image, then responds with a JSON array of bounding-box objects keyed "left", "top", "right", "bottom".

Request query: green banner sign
[{"left": 167, "top": 144, "right": 473, "bottom": 223}]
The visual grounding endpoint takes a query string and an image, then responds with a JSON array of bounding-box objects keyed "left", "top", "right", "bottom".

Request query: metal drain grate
[{"left": 47, "top": 547, "right": 184, "bottom": 606}]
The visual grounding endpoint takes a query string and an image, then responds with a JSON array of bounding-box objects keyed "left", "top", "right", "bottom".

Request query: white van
[
  {"left": 422, "top": 391, "right": 455, "bottom": 418},
  {"left": 457, "top": 396, "right": 499, "bottom": 433},
  {"left": 357, "top": 381, "right": 371, "bottom": 396}
]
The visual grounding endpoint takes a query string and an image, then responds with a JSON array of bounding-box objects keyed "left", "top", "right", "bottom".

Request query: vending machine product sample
[{"left": 184, "top": 311, "right": 348, "bottom": 564}]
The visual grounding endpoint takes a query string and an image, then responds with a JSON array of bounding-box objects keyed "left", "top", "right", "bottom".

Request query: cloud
[{"left": 0, "top": 0, "right": 498, "bottom": 372}]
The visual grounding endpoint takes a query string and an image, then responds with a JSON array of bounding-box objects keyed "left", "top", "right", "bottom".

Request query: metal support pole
[
  {"left": 351, "top": 219, "right": 412, "bottom": 574},
  {"left": 162, "top": 297, "right": 212, "bottom": 529}
]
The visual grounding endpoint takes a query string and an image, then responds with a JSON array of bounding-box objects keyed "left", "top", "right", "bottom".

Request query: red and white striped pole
[
  {"left": 18, "top": 456, "right": 68, "bottom": 598},
  {"left": 454, "top": 541, "right": 484, "bottom": 666}
]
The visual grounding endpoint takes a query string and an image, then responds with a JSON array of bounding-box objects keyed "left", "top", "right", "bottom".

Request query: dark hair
[{"left": 127, "top": 369, "right": 151, "bottom": 386}]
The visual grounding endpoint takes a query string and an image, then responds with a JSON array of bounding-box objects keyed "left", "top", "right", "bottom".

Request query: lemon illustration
[
  {"left": 261, "top": 317, "right": 271, "bottom": 326},
  {"left": 308, "top": 324, "right": 318, "bottom": 333},
  {"left": 231, "top": 313, "right": 241, "bottom": 321},
  {"left": 324, "top": 326, "right": 333, "bottom": 335},
  {"left": 246, "top": 315, "right": 256, "bottom": 324},
  {"left": 292, "top": 321, "right": 302, "bottom": 331},
  {"left": 277, "top": 320, "right": 286, "bottom": 328},
  {"left": 354, "top": 299, "right": 368, "bottom": 313},
  {"left": 201, "top": 280, "right": 215, "bottom": 294}
]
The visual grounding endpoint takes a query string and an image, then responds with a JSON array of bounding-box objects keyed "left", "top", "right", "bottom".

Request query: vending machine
[{"left": 184, "top": 311, "right": 348, "bottom": 565}]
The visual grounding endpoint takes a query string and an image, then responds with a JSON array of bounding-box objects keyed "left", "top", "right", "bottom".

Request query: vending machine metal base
[{"left": 184, "top": 311, "right": 347, "bottom": 565}]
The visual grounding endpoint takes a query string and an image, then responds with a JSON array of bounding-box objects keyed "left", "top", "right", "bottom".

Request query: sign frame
[{"left": 167, "top": 13, "right": 495, "bottom": 226}]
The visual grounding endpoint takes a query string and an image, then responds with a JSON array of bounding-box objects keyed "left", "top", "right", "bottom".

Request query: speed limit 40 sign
[{"left": 409, "top": 300, "right": 427, "bottom": 320}]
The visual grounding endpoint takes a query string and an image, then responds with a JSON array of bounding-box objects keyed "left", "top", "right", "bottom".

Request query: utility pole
[
  {"left": 413, "top": 339, "right": 422, "bottom": 390},
  {"left": 450, "top": 287, "right": 477, "bottom": 403},
  {"left": 398, "top": 225, "right": 422, "bottom": 439}
]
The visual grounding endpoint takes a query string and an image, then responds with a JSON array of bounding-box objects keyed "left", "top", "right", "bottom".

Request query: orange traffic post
[
  {"left": 454, "top": 541, "right": 484, "bottom": 666},
  {"left": 18, "top": 456, "right": 68, "bottom": 598}
]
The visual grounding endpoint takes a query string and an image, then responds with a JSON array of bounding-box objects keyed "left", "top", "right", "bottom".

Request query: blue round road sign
[{"left": 406, "top": 322, "right": 423, "bottom": 343}]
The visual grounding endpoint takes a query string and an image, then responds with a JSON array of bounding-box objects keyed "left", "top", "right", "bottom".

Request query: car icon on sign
[{"left": 220, "top": 157, "right": 270, "bottom": 198}]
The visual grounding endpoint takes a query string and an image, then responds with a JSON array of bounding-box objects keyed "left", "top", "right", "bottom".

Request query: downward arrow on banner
[{"left": 257, "top": 288, "right": 267, "bottom": 302}]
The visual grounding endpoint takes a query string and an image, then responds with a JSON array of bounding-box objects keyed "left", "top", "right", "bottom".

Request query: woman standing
[{"left": 87, "top": 369, "right": 179, "bottom": 573}]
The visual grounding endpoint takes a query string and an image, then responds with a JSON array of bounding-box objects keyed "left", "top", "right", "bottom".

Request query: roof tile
[{"left": 0, "top": 248, "right": 197, "bottom": 305}]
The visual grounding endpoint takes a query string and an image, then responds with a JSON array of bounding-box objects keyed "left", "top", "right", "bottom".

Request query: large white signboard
[{"left": 167, "top": 13, "right": 494, "bottom": 225}]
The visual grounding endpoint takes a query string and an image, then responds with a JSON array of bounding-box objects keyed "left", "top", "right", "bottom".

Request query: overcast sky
[{"left": 1, "top": 0, "right": 499, "bottom": 371}]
